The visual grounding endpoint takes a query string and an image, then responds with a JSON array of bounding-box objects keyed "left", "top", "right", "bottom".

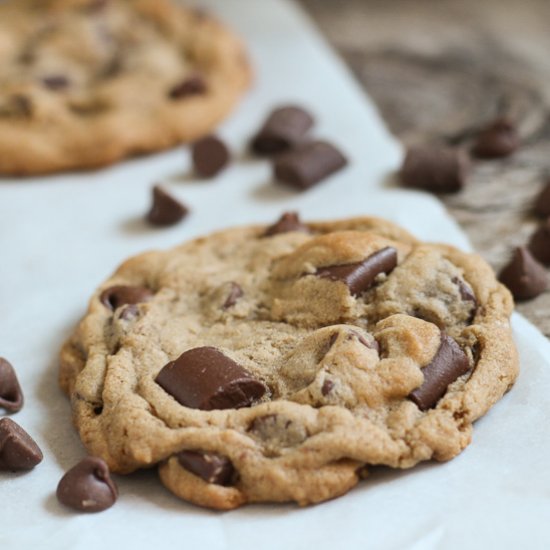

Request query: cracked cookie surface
[
  {"left": 0, "top": 0, "right": 250, "bottom": 175},
  {"left": 59, "top": 215, "right": 518, "bottom": 509}
]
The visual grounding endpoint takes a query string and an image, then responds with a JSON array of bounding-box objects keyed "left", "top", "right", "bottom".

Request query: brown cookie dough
[
  {"left": 59, "top": 215, "right": 518, "bottom": 509},
  {"left": 0, "top": 0, "right": 250, "bottom": 175}
]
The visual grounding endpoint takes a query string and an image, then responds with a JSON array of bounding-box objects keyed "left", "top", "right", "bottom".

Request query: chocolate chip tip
[{"left": 0, "top": 357, "right": 24, "bottom": 413}]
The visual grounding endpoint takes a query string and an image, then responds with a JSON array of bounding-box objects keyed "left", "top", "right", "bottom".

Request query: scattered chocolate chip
[
  {"left": 400, "top": 145, "right": 470, "bottom": 193},
  {"left": 177, "top": 450, "right": 235, "bottom": 486},
  {"left": 263, "top": 211, "right": 310, "bottom": 237},
  {"left": 42, "top": 75, "right": 70, "bottom": 91},
  {"left": 274, "top": 140, "right": 347, "bottom": 190},
  {"left": 528, "top": 218, "right": 550, "bottom": 266},
  {"left": 471, "top": 118, "right": 520, "bottom": 159},
  {"left": 0, "top": 358, "right": 23, "bottom": 413},
  {"left": 155, "top": 346, "right": 267, "bottom": 410},
  {"left": 56, "top": 457, "right": 118, "bottom": 513},
  {"left": 534, "top": 181, "right": 550, "bottom": 218},
  {"left": 315, "top": 246, "right": 398, "bottom": 296},
  {"left": 499, "top": 246, "right": 547, "bottom": 301},
  {"left": 251, "top": 106, "right": 314, "bottom": 155},
  {"left": 223, "top": 282, "right": 243, "bottom": 309},
  {"left": 408, "top": 333, "right": 470, "bottom": 411},
  {"left": 169, "top": 75, "right": 207, "bottom": 99},
  {"left": 0, "top": 418, "right": 43, "bottom": 471},
  {"left": 146, "top": 185, "right": 189, "bottom": 227},
  {"left": 100, "top": 285, "right": 153, "bottom": 311},
  {"left": 321, "top": 379, "right": 334, "bottom": 396},
  {"left": 191, "top": 135, "right": 230, "bottom": 178}
]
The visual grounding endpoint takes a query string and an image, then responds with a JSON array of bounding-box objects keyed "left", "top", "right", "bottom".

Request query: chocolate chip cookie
[
  {"left": 59, "top": 214, "right": 518, "bottom": 509},
  {"left": 0, "top": 0, "right": 250, "bottom": 175}
]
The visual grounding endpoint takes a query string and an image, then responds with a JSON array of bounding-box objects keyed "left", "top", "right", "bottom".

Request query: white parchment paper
[{"left": 1, "top": 1, "right": 549, "bottom": 548}]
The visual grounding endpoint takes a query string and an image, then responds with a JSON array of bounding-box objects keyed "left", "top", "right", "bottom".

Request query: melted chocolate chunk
[
  {"left": 534, "top": 181, "right": 550, "bottom": 218},
  {"left": 222, "top": 282, "right": 243, "bottom": 309},
  {"left": 251, "top": 105, "right": 314, "bottom": 155},
  {"left": 400, "top": 145, "right": 470, "bottom": 193},
  {"left": 146, "top": 185, "right": 189, "bottom": 227},
  {"left": 471, "top": 118, "right": 520, "bottom": 159},
  {"left": 155, "top": 347, "right": 267, "bottom": 410},
  {"left": 191, "top": 135, "right": 230, "bottom": 178},
  {"left": 263, "top": 211, "right": 310, "bottom": 237},
  {"left": 0, "top": 358, "right": 23, "bottom": 413},
  {"left": 499, "top": 246, "right": 547, "bottom": 301},
  {"left": 528, "top": 218, "right": 550, "bottom": 266},
  {"left": 315, "top": 247, "right": 398, "bottom": 296},
  {"left": 408, "top": 334, "right": 470, "bottom": 411},
  {"left": 274, "top": 141, "right": 347, "bottom": 190},
  {"left": 0, "top": 418, "right": 43, "bottom": 471},
  {"left": 56, "top": 457, "right": 118, "bottom": 512},
  {"left": 169, "top": 75, "right": 207, "bottom": 99},
  {"left": 100, "top": 285, "right": 153, "bottom": 311},
  {"left": 177, "top": 450, "right": 235, "bottom": 485}
]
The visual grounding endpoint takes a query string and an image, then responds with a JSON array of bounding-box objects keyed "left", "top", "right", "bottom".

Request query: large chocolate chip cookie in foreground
[{"left": 60, "top": 213, "right": 518, "bottom": 509}]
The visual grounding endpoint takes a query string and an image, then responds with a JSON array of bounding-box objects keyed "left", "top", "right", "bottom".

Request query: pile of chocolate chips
[
  {"left": 398, "top": 117, "right": 548, "bottom": 302},
  {"left": 496, "top": 180, "right": 550, "bottom": 301},
  {"left": 144, "top": 105, "right": 348, "bottom": 228},
  {"left": 0, "top": 356, "right": 118, "bottom": 513}
]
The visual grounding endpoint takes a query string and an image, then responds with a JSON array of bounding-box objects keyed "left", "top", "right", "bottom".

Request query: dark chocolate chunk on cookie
[{"left": 155, "top": 347, "right": 267, "bottom": 410}]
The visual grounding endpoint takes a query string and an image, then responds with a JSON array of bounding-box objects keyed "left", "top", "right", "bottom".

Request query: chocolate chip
[
  {"left": 263, "top": 211, "right": 310, "bottom": 237},
  {"left": 499, "top": 246, "right": 547, "bottom": 301},
  {"left": 321, "top": 379, "right": 334, "bottom": 396},
  {"left": 177, "top": 450, "right": 235, "bottom": 486},
  {"left": 274, "top": 141, "right": 347, "bottom": 190},
  {"left": 452, "top": 276, "right": 477, "bottom": 322},
  {"left": 155, "top": 346, "right": 267, "bottom": 410},
  {"left": 42, "top": 75, "right": 70, "bottom": 91},
  {"left": 169, "top": 75, "right": 207, "bottom": 99},
  {"left": 223, "top": 282, "right": 243, "bottom": 309},
  {"left": 191, "top": 135, "right": 230, "bottom": 178},
  {"left": 528, "top": 218, "right": 550, "bottom": 266},
  {"left": 56, "top": 457, "right": 118, "bottom": 513},
  {"left": 0, "top": 358, "right": 23, "bottom": 413},
  {"left": 146, "top": 185, "right": 189, "bottom": 227},
  {"left": 400, "top": 146, "right": 470, "bottom": 193},
  {"left": 471, "top": 118, "right": 520, "bottom": 159},
  {"left": 251, "top": 106, "right": 314, "bottom": 155},
  {"left": 408, "top": 333, "right": 470, "bottom": 411},
  {"left": 534, "top": 181, "right": 550, "bottom": 218},
  {"left": 453, "top": 277, "right": 476, "bottom": 304},
  {"left": 100, "top": 285, "right": 153, "bottom": 311},
  {"left": 350, "top": 330, "right": 379, "bottom": 351},
  {"left": 0, "top": 418, "right": 43, "bottom": 471},
  {"left": 315, "top": 246, "right": 398, "bottom": 296}
]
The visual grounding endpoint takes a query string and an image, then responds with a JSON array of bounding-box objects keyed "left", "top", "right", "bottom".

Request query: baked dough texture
[
  {"left": 60, "top": 216, "right": 518, "bottom": 509},
  {"left": 0, "top": 0, "right": 250, "bottom": 175}
]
